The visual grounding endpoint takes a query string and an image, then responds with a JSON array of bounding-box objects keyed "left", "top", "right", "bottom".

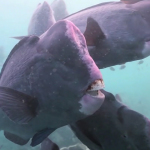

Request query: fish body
[
  {"left": 70, "top": 90, "right": 150, "bottom": 150},
  {"left": 65, "top": 0, "right": 150, "bottom": 68},
  {"left": 0, "top": 20, "right": 105, "bottom": 146}
]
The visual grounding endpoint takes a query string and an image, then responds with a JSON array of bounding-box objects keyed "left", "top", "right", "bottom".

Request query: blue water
[{"left": 0, "top": 0, "right": 150, "bottom": 149}]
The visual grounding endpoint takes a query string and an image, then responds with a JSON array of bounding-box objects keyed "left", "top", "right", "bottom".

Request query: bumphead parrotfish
[
  {"left": 70, "top": 90, "right": 150, "bottom": 150},
  {"left": 65, "top": 0, "right": 150, "bottom": 68},
  {"left": 0, "top": 20, "right": 105, "bottom": 146},
  {"left": 13, "top": 0, "right": 150, "bottom": 69}
]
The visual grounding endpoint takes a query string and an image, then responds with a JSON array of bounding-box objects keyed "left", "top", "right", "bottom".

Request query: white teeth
[
  {"left": 79, "top": 90, "right": 105, "bottom": 115},
  {"left": 87, "top": 79, "right": 104, "bottom": 91}
]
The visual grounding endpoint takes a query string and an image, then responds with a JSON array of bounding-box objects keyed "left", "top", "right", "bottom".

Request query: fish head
[{"left": 38, "top": 20, "right": 105, "bottom": 118}]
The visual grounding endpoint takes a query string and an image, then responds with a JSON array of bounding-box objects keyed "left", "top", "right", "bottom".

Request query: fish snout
[{"left": 79, "top": 79, "right": 105, "bottom": 115}]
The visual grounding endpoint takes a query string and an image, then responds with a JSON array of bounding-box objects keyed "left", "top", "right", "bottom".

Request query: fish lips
[{"left": 79, "top": 89, "right": 105, "bottom": 116}]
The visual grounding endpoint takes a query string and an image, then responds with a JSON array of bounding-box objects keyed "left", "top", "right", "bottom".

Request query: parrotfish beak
[{"left": 79, "top": 79, "right": 105, "bottom": 115}]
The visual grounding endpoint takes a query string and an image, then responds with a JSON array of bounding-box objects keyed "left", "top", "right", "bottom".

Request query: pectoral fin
[
  {"left": 0, "top": 86, "right": 38, "bottom": 124},
  {"left": 84, "top": 17, "right": 105, "bottom": 46},
  {"left": 31, "top": 128, "right": 55, "bottom": 146},
  {"left": 4, "top": 131, "right": 30, "bottom": 145},
  {"left": 11, "top": 36, "right": 28, "bottom": 40}
]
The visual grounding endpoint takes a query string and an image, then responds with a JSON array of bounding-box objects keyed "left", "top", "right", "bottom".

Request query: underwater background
[{"left": 0, "top": 0, "right": 150, "bottom": 149}]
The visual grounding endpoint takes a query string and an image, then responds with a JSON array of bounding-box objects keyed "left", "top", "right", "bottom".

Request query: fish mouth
[
  {"left": 79, "top": 79, "right": 105, "bottom": 116},
  {"left": 86, "top": 79, "right": 104, "bottom": 98}
]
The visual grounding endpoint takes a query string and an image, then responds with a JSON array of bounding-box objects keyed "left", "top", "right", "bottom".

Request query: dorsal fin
[
  {"left": 121, "top": 0, "right": 142, "bottom": 4},
  {"left": 84, "top": 17, "right": 105, "bottom": 46}
]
